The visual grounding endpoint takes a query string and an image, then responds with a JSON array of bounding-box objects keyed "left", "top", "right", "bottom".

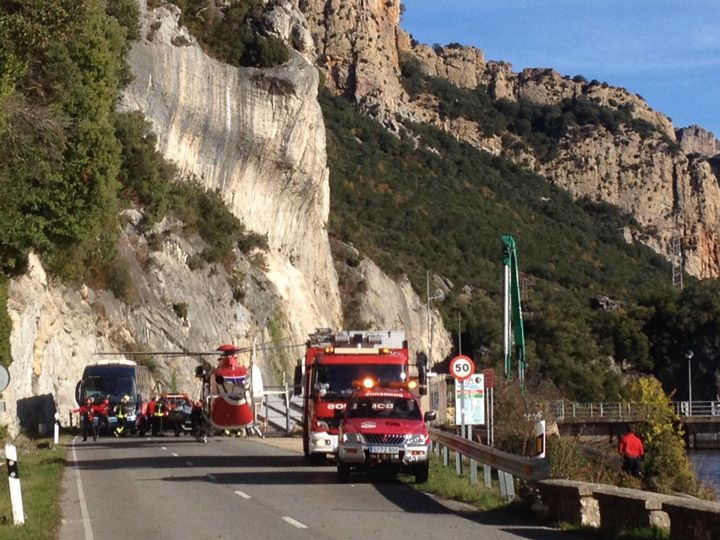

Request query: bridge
[{"left": 550, "top": 400, "right": 720, "bottom": 448}]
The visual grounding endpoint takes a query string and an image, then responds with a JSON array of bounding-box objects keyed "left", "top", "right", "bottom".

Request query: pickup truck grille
[{"left": 365, "top": 434, "right": 405, "bottom": 446}]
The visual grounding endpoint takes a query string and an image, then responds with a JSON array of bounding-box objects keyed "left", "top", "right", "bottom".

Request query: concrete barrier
[
  {"left": 537, "top": 480, "right": 720, "bottom": 537},
  {"left": 593, "top": 486, "right": 670, "bottom": 530},
  {"left": 662, "top": 498, "right": 720, "bottom": 540},
  {"left": 536, "top": 479, "right": 600, "bottom": 527}
]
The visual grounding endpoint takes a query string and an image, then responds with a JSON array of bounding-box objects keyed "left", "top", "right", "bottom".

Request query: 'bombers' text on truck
[{"left": 294, "top": 329, "right": 427, "bottom": 462}]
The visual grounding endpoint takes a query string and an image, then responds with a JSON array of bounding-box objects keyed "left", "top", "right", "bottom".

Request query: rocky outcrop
[
  {"left": 676, "top": 125, "right": 720, "bottom": 158},
  {"left": 295, "top": 0, "right": 720, "bottom": 279},
  {"left": 356, "top": 258, "right": 452, "bottom": 365},
  {"left": 119, "top": 2, "right": 343, "bottom": 340}
]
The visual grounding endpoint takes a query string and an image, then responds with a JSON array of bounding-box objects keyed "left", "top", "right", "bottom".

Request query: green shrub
[
  {"left": 0, "top": 279, "right": 11, "bottom": 367},
  {"left": 168, "top": 0, "right": 289, "bottom": 68}
]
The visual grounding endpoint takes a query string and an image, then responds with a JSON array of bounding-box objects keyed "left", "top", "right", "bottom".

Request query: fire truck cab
[
  {"left": 295, "top": 330, "right": 417, "bottom": 462},
  {"left": 336, "top": 383, "right": 436, "bottom": 483}
]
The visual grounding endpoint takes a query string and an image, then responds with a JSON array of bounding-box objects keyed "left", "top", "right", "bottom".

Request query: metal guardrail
[
  {"left": 550, "top": 400, "right": 720, "bottom": 421},
  {"left": 428, "top": 427, "right": 551, "bottom": 482}
]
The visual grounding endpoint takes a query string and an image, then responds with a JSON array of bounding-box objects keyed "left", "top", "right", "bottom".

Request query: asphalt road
[{"left": 60, "top": 434, "right": 581, "bottom": 540}]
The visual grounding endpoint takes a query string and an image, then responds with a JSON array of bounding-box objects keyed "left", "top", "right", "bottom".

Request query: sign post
[
  {"left": 5, "top": 443, "right": 25, "bottom": 525},
  {"left": 450, "top": 355, "right": 474, "bottom": 476}
]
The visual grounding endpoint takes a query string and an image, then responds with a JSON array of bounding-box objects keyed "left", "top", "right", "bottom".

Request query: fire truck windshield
[
  {"left": 314, "top": 364, "right": 405, "bottom": 397},
  {"left": 346, "top": 396, "right": 421, "bottom": 420}
]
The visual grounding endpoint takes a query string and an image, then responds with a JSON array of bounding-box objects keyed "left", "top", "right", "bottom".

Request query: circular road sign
[
  {"left": 0, "top": 365, "right": 9, "bottom": 393},
  {"left": 449, "top": 355, "right": 475, "bottom": 382}
]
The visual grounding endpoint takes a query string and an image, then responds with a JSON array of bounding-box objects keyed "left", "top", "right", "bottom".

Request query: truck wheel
[
  {"left": 415, "top": 463, "right": 429, "bottom": 483},
  {"left": 337, "top": 463, "right": 351, "bottom": 483}
]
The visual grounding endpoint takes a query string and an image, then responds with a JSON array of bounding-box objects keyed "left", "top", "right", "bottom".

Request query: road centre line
[
  {"left": 171, "top": 452, "right": 179, "bottom": 457},
  {"left": 161, "top": 446, "right": 167, "bottom": 450},
  {"left": 282, "top": 516, "right": 308, "bottom": 529},
  {"left": 234, "top": 490, "right": 251, "bottom": 499}
]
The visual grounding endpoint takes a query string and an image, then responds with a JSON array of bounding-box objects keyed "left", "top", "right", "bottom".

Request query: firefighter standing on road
[
  {"left": 618, "top": 424, "right": 645, "bottom": 477},
  {"left": 114, "top": 395, "right": 131, "bottom": 437},
  {"left": 152, "top": 395, "right": 165, "bottom": 436}
]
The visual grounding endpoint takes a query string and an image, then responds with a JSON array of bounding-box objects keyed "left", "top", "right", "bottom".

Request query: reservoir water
[{"left": 690, "top": 451, "right": 720, "bottom": 495}]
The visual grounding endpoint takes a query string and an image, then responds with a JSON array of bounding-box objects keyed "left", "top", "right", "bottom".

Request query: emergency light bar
[{"left": 326, "top": 347, "right": 392, "bottom": 355}]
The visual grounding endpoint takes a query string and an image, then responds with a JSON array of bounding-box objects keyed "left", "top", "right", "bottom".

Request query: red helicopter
[{"left": 97, "top": 342, "right": 302, "bottom": 438}]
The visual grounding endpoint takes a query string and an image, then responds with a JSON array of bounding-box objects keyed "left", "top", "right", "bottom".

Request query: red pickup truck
[{"left": 336, "top": 385, "right": 436, "bottom": 483}]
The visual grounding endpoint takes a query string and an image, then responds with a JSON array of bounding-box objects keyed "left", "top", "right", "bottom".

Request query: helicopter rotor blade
[{"left": 94, "top": 341, "right": 306, "bottom": 358}]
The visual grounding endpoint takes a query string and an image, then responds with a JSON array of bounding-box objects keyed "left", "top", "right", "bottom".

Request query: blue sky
[{"left": 402, "top": 1, "right": 720, "bottom": 137}]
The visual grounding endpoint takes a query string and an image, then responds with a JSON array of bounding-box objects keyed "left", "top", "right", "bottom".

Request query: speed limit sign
[{"left": 449, "top": 355, "right": 475, "bottom": 381}]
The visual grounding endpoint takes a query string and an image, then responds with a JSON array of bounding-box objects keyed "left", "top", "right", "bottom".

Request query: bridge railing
[{"left": 550, "top": 400, "right": 720, "bottom": 421}]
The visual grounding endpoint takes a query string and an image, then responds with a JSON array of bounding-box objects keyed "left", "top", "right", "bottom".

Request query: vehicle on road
[
  {"left": 75, "top": 361, "right": 153, "bottom": 434},
  {"left": 336, "top": 384, "right": 435, "bottom": 483},
  {"left": 164, "top": 393, "right": 194, "bottom": 436},
  {"left": 294, "top": 330, "right": 426, "bottom": 462}
]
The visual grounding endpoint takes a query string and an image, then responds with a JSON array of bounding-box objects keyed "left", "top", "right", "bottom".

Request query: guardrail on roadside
[
  {"left": 550, "top": 400, "right": 720, "bottom": 421},
  {"left": 428, "top": 427, "right": 551, "bottom": 482}
]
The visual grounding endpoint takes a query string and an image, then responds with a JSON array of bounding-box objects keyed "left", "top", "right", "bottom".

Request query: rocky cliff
[
  {"left": 295, "top": 0, "right": 720, "bottom": 279},
  {"left": 0, "top": 1, "right": 451, "bottom": 436}
]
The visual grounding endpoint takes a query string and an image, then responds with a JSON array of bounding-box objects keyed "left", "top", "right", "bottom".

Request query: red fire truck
[{"left": 294, "top": 329, "right": 426, "bottom": 462}]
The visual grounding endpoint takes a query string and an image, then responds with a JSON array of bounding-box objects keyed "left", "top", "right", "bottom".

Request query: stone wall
[{"left": 537, "top": 479, "right": 720, "bottom": 538}]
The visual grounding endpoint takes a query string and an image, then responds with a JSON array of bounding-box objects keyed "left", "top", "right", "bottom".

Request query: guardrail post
[
  {"left": 284, "top": 383, "right": 290, "bottom": 434},
  {"left": 5, "top": 443, "right": 25, "bottom": 525},
  {"left": 264, "top": 396, "right": 269, "bottom": 434},
  {"left": 498, "top": 470, "right": 515, "bottom": 500},
  {"left": 442, "top": 445, "right": 449, "bottom": 467},
  {"left": 483, "top": 464, "right": 491, "bottom": 488},
  {"left": 599, "top": 403, "right": 604, "bottom": 417},
  {"left": 470, "top": 459, "right": 478, "bottom": 484},
  {"left": 455, "top": 449, "right": 463, "bottom": 476}
]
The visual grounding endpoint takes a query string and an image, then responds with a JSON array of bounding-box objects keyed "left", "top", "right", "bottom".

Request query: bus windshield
[
  {"left": 84, "top": 375, "right": 136, "bottom": 403},
  {"left": 313, "top": 364, "right": 405, "bottom": 398}
]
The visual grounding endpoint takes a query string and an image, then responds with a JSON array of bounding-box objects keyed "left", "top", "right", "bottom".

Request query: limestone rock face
[
  {"left": 1, "top": 1, "right": 454, "bottom": 435},
  {"left": 0, "top": 221, "right": 280, "bottom": 437},
  {"left": 119, "top": 2, "right": 343, "bottom": 338},
  {"left": 296, "top": 0, "right": 720, "bottom": 278},
  {"left": 358, "top": 258, "right": 452, "bottom": 365},
  {"left": 676, "top": 125, "right": 720, "bottom": 158}
]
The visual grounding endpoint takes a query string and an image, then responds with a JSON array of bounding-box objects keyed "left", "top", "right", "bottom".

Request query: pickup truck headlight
[
  {"left": 405, "top": 434, "right": 428, "bottom": 445},
  {"left": 342, "top": 432, "right": 366, "bottom": 444}
]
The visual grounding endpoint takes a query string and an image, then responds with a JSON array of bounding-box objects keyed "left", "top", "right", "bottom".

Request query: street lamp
[{"left": 686, "top": 350, "right": 694, "bottom": 416}]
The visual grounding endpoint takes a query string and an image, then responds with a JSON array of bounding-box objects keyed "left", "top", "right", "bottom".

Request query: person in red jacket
[
  {"left": 618, "top": 424, "right": 644, "bottom": 477},
  {"left": 72, "top": 397, "right": 97, "bottom": 442},
  {"left": 93, "top": 398, "right": 110, "bottom": 436}
]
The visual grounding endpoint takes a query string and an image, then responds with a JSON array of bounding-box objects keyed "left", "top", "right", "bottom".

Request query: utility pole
[
  {"left": 426, "top": 270, "right": 444, "bottom": 367},
  {"left": 687, "top": 350, "right": 694, "bottom": 415}
]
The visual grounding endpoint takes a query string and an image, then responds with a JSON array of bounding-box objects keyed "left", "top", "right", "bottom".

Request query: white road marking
[
  {"left": 282, "top": 516, "right": 308, "bottom": 529},
  {"left": 234, "top": 490, "right": 251, "bottom": 499},
  {"left": 185, "top": 461, "right": 194, "bottom": 467},
  {"left": 207, "top": 473, "right": 217, "bottom": 481},
  {"left": 161, "top": 446, "right": 167, "bottom": 450},
  {"left": 171, "top": 452, "right": 179, "bottom": 457},
  {"left": 72, "top": 438, "right": 95, "bottom": 540}
]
